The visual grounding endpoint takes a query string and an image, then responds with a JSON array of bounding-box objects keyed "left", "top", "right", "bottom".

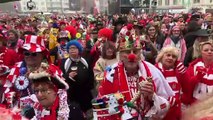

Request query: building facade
[
  {"left": 20, "top": 0, "right": 47, "bottom": 12},
  {"left": 0, "top": 0, "right": 80, "bottom": 13},
  {"left": 190, "top": 0, "right": 213, "bottom": 13},
  {"left": 46, "top": 0, "right": 70, "bottom": 13},
  {"left": 157, "top": 0, "right": 213, "bottom": 13},
  {"left": 157, "top": 0, "right": 186, "bottom": 13}
]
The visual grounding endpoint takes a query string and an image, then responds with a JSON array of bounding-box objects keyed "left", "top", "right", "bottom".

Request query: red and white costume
[
  {"left": 3, "top": 35, "right": 60, "bottom": 109},
  {"left": 0, "top": 46, "right": 20, "bottom": 68},
  {"left": 155, "top": 62, "right": 189, "bottom": 120},
  {"left": 186, "top": 58, "right": 213, "bottom": 104},
  {"left": 3, "top": 62, "right": 63, "bottom": 108},
  {"left": 0, "top": 46, "right": 20, "bottom": 84},
  {"left": 98, "top": 61, "right": 174, "bottom": 120}
]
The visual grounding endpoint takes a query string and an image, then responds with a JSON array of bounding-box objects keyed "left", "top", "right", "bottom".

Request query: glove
[
  {"left": 168, "top": 96, "right": 180, "bottom": 107},
  {"left": 196, "top": 66, "right": 206, "bottom": 80},
  {"left": 176, "top": 61, "right": 186, "bottom": 74}
]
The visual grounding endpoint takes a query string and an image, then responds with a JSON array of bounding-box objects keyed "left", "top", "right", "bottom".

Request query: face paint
[{"left": 61, "top": 41, "right": 66, "bottom": 45}]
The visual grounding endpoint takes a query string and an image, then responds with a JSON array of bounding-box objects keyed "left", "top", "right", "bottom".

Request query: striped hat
[{"left": 19, "top": 35, "right": 48, "bottom": 54}]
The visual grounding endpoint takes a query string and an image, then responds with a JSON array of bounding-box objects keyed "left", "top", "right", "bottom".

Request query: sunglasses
[{"left": 23, "top": 51, "right": 38, "bottom": 57}]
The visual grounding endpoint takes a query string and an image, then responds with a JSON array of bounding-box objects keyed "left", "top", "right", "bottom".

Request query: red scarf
[
  {"left": 155, "top": 63, "right": 181, "bottom": 97},
  {"left": 117, "top": 61, "right": 155, "bottom": 115},
  {"left": 41, "top": 96, "right": 59, "bottom": 120}
]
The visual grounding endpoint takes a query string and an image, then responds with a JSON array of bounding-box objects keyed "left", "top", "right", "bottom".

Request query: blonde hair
[
  {"left": 192, "top": 39, "right": 202, "bottom": 59},
  {"left": 199, "top": 40, "right": 213, "bottom": 51},
  {"left": 155, "top": 46, "right": 179, "bottom": 63}
]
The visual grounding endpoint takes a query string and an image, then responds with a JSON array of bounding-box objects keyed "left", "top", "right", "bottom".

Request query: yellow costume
[{"left": 49, "top": 28, "right": 59, "bottom": 63}]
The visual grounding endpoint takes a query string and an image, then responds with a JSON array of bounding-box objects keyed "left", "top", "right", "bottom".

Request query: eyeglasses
[
  {"left": 33, "top": 89, "right": 49, "bottom": 95},
  {"left": 23, "top": 51, "right": 38, "bottom": 57},
  {"left": 69, "top": 46, "right": 78, "bottom": 50},
  {"left": 148, "top": 29, "right": 156, "bottom": 31}
]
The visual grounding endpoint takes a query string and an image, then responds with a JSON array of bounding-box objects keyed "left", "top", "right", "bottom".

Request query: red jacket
[
  {"left": 155, "top": 62, "right": 189, "bottom": 120},
  {"left": 90, "top": 45, "right": 100, "bottom": 68},
  {"left": 186, "top": 58, "right": 213, "bottom": 104},
  {"left": 0, "top": 47, "right": 20, "bottom": 68},
  {"left": 0, "top": 47, "right": 21, "bottom": 84}
]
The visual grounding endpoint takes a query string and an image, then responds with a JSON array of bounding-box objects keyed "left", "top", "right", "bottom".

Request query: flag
[
  {"left": 93, "top": 0, "right": 100, "bottom": 15},
  {"left": 13, "top": 2, "right": 18, "bottom": 11}
]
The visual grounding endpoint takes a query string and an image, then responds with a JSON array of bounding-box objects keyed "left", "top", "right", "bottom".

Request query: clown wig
[
  {"left": 66, "top": 40, "right": 83, "bottom": 53},
  {"left": 98, "top": 28, "right": 113, "bottom": 41}
]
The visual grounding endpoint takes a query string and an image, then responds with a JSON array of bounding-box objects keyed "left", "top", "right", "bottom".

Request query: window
[
  {"left": 165, "top": 0, "right": 170, "bottom": 5},
  {"left": 158, "top": 0, "right": 162, "bottom": 6},
  {"left": 121, "top": 0, "right": 131, "bottom": 5},
  {"left": 173, "top": 0, "right": 178, "bottom": 5},
  {"left": 193, "top": 0, "right": 200, "bottom": 3}
]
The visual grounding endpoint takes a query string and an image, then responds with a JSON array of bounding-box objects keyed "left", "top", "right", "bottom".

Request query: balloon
[{"left": 19, "top": 67, "right": 27, "bottom": 75}]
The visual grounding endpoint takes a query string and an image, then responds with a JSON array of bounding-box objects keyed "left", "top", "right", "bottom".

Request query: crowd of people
[{"left": 0, "top": 11, "right": 213, "bottom": 120}]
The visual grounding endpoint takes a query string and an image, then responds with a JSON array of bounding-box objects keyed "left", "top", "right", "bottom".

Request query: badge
[
  {"left": 14, "top": 76, "right": 29, "bottom": 90},
  {"left": 76, "top": 33, "right": 81, "bottom": 39}
]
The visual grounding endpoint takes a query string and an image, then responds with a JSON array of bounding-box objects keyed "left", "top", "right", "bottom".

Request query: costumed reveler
[
  {"left": 0, "top": 32, "right": 20, "bottom": 102},
  {"left": 185, "top": 40, "right": 213, "bottom": 105},
  {"left": 93, "top": 24, "right": 174, "bottom": 120},
  {"left": 27, "top": 62, "right": 69, "bottom": 120},
  {"left": 60, "top": 40, "right": 94, "bottom": 120},
  {"left": 2, "top": 35, "right": 65, "bottom": 119},
  {"left": 49, "top": 31, "right": 70, "bottom": 66},
  {"left": 155, "top": 46, "right": 189, "bottom": 120}
]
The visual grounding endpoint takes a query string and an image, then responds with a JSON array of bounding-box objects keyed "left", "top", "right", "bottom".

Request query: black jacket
[{"left": 60, "top": 57, "right": 94, "bottom": 112}]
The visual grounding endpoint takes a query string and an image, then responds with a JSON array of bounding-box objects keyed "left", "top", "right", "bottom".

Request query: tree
[{"left": 0, "top": 0, "right": 20, "bottom": 3}]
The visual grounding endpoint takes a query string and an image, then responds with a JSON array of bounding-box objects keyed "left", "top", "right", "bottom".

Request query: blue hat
[
  {"left": 52, "top": 23, "right": 59, "bottom": 28},
  {"left": 66, "top": 40, "right": 83, "bottom": 53}
]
